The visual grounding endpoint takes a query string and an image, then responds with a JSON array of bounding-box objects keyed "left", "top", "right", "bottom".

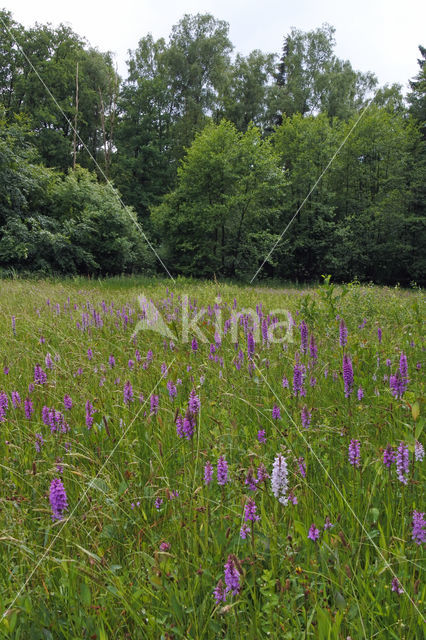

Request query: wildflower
[
  {"left": 257, "top": 429, "right": 266, "bottom": 443},
  {"left": 377, "top": 327, "right": 382, "bottom": 343},
  {"left": 245, "top": 469, "right": 258, "bottom": 491},
  {"left": 11, "top": 391, "right": 21, "bottom": 408},
  {"left": 213, "top": 579, "right": 226, "bottom": 604},
  {"left": 256, "top": 463, "right": 269, "bottom": 483},
  {"left": 300, "top": 321, "right": 308, "bottom": 354},
  {"left": 217, "top": 456, "right": 229, "bottom": 486},
  {"left": 308, "top": 524, "right": 320, "bottom": 541},
  {"left": 343, "top": 354, "right": 354, "bottom": 398},
  {"left": 389, "top": 374, "right": 402, "bottom": 398},
  {"left": 24, "top": 398, "right": 34, "bottom": 420},
  {"left": 357, "top": 387, "right": 364, "bottom": 401},
  {"left": 324, "top": 516, "right": 333, "bottom": 530},
  {"left": 108, "top": 355, "right": 115, "bottom": 368},
  {"left": 123, "top": 381, "right": 134, "bottom": 405},
  {"left": 154, "top": 497, "right": 163, "bottom": 510},
  {"left": 188, "top": 389, "right": 201, "bottom": 414},
  {"left": 412, "top": 511, "right": 425, "bottom": 545},
  {"left": 309, "top": 334, "right": 317, "bottom": 362},
  {"left": 399, "top": 351, "right": 409, "bottom": 394},
  {"left": 204, "top": 461, "right": 213, "bottom": 486},
  {"left": 272, "top": 404, "right": 281, "bottom": 420},
  {"left": 396, "top": 442, "right": 409, "bottom": 484},
  {"left": 247, "top": 331, "right": 255, "bottom": 359},
  {"left": 301, "top": 406, "right": 311, "bottom": 428},
  {"left": 297, "top": 457, "right": 306, "bottom": 478},
  {"left": 348, "top": 439, "right": 360, "bottom": 467},
  {"left": 63, "top": 394, "right": 72, "bottom": 410},
  {"left": 35, "top": 433, "right": 44, "bottom": 453},
  {"left": 182, "top": 411, "right": 195, "bottom": 440},
  {"left": 414, "top": 441, "right": 424, "bottom": 462},
  {"left": 49, "top": 478, "right": 68, "bottom": 520},
  {"left": 383, "top": 445, "right": 395, "bottom": 468},
  {"left": 191, "top": 337, "right": 198, "bottom": 352},
  {"left": 262, "top": 318, "right": 268, "bottom": 345},
  {"left": 339, "top": 320, "right": 347, "bottom": 347},
  {"left": 34, "top": 364, "right": 47, "bottom": 385},
  {"left": 244, "top": 499, "right": 260, "bottom": 522},
  {"left": 240, "top": 524, "right": 251, "bottom": 539},
  {"left": 85, "top": 400, "right": 95, "bottom": 429},
  {"left": 282, "top": 376, "right": 289, "bottom": 389},
  {"left": 128, "top": 359, "right": 134, "bottom": 370},
  {"left": 11, "top": 315, "right": 16, "bottom": 335},
  {"left": 159, "top": 542, "right": 170, "bottom": 551},
  {"left": 224, "top": 555, "right": 241, "bottom": 596},
  {"left": 288, "top": 491, "right": 298, "bottom": 505},
  {"left": 0, "top": 391, "right": 8, "bottom": 422},
  {"left": 167, "top": 380, "right": 177, "bottom": 399},
  {"left": 271, "top": 454, "right": 289, "bottom": 505},
  {"left": 176, "top": 413, "right": 184, "bottom": 438},
  {"left": 87, "top": 348, "right": 93, "bottom": 360},
  {"left": 391, "top": 577, "right": 403, "bottom": 594},
  {"left": 150, "top": 394, "right": 159, "bottom": 415},
  {"left": 293, "top": 361, "right": 305, "bottom": 397}
]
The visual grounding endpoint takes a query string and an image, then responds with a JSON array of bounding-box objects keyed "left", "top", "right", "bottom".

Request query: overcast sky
[{"left": 6, "top": 0, "right": 426, "bottom": 90}]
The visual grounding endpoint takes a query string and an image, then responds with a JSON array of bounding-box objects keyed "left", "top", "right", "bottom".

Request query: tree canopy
[{"left": 0, "top": 8, "right": 424, "bottom": 284}]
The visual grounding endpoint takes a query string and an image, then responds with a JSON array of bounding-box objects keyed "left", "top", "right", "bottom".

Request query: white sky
[{"left": 6, "top": 0, "right": 426, "bottom": 90}]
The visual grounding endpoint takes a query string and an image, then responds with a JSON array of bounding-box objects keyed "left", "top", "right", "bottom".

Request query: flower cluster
[
  {"left": 271, "top": 454, "right": 288, "bottom": 505},
  {"left": 49, "top": 478, "right": 68, "bottom": 520}
]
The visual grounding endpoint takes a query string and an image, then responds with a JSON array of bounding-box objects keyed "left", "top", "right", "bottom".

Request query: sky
[{"left": 6, "top": 0, "right": 426, "bottom": 90}]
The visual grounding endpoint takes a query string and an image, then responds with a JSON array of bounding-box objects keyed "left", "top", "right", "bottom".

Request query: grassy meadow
[{"left": 0, "top": 276, "right": 424, "bottom": 639}]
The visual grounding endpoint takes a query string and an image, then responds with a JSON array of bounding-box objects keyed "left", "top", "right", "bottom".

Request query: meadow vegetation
[{"left": 0, "top": 276, "right": 424, "bottom": 638}]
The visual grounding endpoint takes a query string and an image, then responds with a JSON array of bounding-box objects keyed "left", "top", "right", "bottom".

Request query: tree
[
  {"left": 219, "top": 50, "right": 276, "bottom": 132},
  {"left": 271, "top": 113, "right": 343, "bottom": 280},
  {"left": 151, "top": 120, "right": 287, "bottom": 277},
  {"left": 113, "top": 14, "right": 234, "bottom": 218},
  {"left": 408, "top": 45, "right": 426, "bottom": 138},
  {"left": 112, "top": 34, "right": 176, "bottom": 219},
  {"left": 271, "top": 25, "right": 376, "bottom": 123},
  {"left": 163, "top": 13, "right": 233, "bottom": 157},
  {"left": 1, "top": 14, "right": 118, "bottom": 171}
]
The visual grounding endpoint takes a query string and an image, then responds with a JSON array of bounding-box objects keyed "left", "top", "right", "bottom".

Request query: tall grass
[{"left": 0, "top": 278, "right": 424, "bottom": 639}]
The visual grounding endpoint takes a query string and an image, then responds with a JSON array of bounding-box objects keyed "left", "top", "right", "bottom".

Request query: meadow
[{"left": 0, "top": 276, "right": 424, "bottom": 639}]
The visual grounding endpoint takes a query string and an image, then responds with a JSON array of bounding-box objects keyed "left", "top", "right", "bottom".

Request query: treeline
[{"left": 0, "top": 10, "right": 425, "bottom": 283}]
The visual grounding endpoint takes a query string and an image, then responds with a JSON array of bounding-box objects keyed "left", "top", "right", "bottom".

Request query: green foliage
[
  {"left": 0, "top": 9, "right": 118, "bottom": 171},
  {"left": 0, "top": 9, "right": 424, "bottom": 284},
  {"left": 0, "top": 278, "right": 424, "bottom": 638},
  {"left": 271, "top": 107, "right": 425, "bottom": 284},
  {"left": 0, "top": 114, "right": 154, "bottom": 275},
  {"left": 408, "top": 45, "right": 426, "bottom": 138},
  {"left": 152, "top": 120, "right": 287, "bottom": 277},
  {"left": 218, "top": 50, "right": 276, "bottom": 132},
  {"left": 272, "top": 24, "right": 377, "bottom": 122}
]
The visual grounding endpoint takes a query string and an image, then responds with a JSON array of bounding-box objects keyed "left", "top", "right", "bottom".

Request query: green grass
[{"left": 0, "top": 277, "right": 424, "bottom": 639}]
